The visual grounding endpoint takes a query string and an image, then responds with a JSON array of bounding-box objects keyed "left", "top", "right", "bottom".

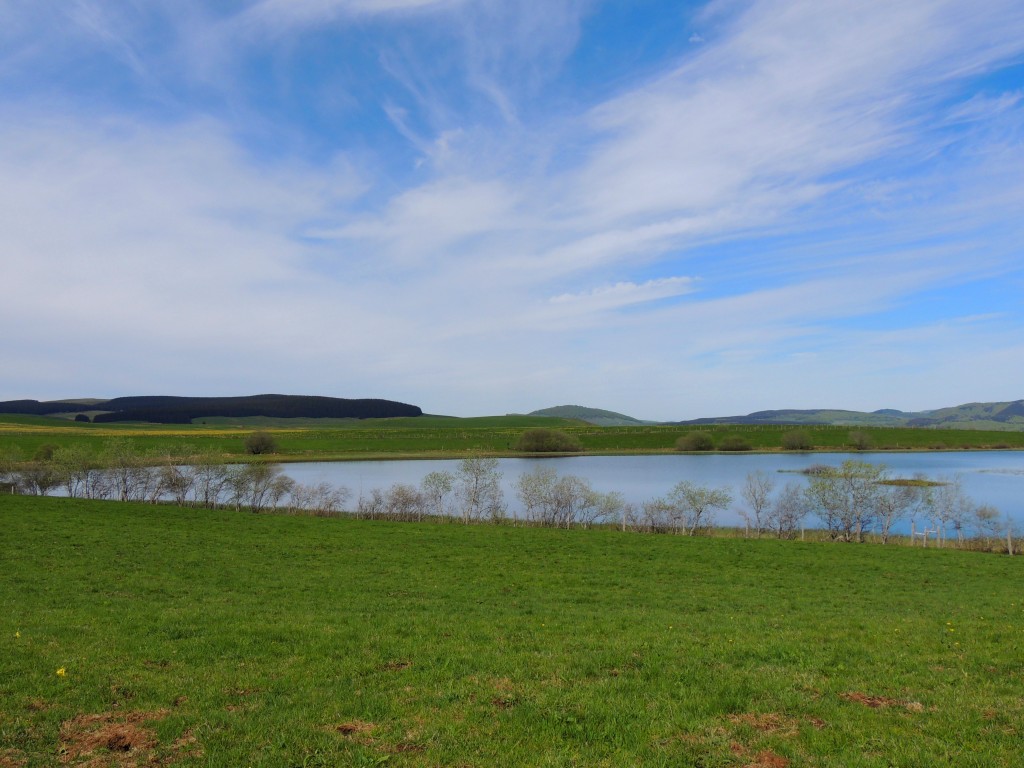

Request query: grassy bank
[
  {"left": 2, "top": 495, "right": 1022, "bottom": 766},
  {"left": 2, "top": 414, "right": 1024, "bottom": 463}
]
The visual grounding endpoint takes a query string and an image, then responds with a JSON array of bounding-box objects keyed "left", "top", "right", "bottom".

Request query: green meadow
[
  {"left": 2, "top": 414, "right": 1024, "bottom": 463},
  {"left": 2, "top": 495, "right": 1022, "bottom": 766}
]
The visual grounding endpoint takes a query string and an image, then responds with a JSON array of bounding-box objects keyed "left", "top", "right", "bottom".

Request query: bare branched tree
[
  {"left": 13, "top": 453, "right": 61, "bottom": 496},
  {"left": 804, "top": 460, "right": 886, "bottom": 542},
  {"left": 357, "top": 488, "right": 386, "bottom": 520},
  {"left": 456, "top": 455, "right": 505, "bottom": 524},
  {"left": 421, "top": 471, "right": 455, "bottom": 519},
  {"left": 666, "top": 481, "right": 732, "bottom": 535},
  {"left": 103, "top": 440, "right": 155, "bottom": 503},
  {"left": 764, "top": 481, "right": 808, "bottom": 539},
  {"left": 230, "top": 463, "right": 294, "bottom": 513},
  {"left": 640, "top": 497, "right": 674, "bottom": 533},
  {"left": 50, "top": 445, "right": 98, "bottom": 499},
  {"left": 873, "top": 483, "right": 920, "bottom": 544},
  {"left": 549, "top": 474, "right": 618, "bottom": 529},
  {"left": 740, "top": 470, "right": 774, "bottom": 537},
  {"left": 928, "top": 475, "right": 974, "bottom": 547},
  {"left": 973, "top": 505, "right": 1003, "bottom": 551},
  {"left": 515, "top": 467, "right": 622, "bottom": 529},
  {"left": 515, "top": 466, "right": 559, "bottom": 526},
  {"left": 192, "top": 453, "right": 230, "bottom": 508},
  {"left": 291, "top": 481, "right": 350, "bottom": 516},
  {"left": 159, "top": 463, "right": 196, "bottom": 507},
  {"left": 620, "top": 502, "right": 640, "bottom": 532},
  {"left": 384, "top": 483, "right": 427, "bottom": 521}
]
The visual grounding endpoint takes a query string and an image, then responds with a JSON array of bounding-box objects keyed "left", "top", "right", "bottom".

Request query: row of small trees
[
  {"left": 0, "top": 442, "right": 344, "bottom": 515},
  {"left": 352, "top": 459, "right": 1015, "bottom": 550},
  {"left": 354, "top": 458, "right": 622, "bottom": 528},
  {"left": 1, "top": 444, "right": 1014, "bottom": 551},
  {"left": 735, "top": 461, "right": 1015, "bottom": 551}
]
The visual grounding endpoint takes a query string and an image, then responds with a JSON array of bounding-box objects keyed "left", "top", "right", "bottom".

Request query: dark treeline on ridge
[
  {"left": 0, "top": 400, "right": 85, "bottom": 416},
  {"left": 0, "top": 394, "right": 423, "bottom": 423}
]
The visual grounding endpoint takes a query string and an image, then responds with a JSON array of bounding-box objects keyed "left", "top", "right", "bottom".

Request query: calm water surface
[{"left": 281, "top": 452, "right": 1024, "bottom": 530}]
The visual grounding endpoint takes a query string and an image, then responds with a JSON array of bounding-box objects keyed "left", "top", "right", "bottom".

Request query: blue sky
[{"left": 2, "top": 0, "right": 1023, "bottom": 420}]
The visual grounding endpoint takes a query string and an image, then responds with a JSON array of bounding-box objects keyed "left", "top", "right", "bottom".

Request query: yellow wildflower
[{"left": 56, "top": 667, "right": 66, "bottom": 677}]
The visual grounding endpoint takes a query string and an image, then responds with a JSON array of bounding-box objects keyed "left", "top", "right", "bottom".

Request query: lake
[{"left": 280, "top": 451, "right": 1024, "bottom": 531}]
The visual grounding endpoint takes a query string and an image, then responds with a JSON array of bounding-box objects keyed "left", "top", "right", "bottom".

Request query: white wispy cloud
[
  {"left": 571, "top": 0, "right": 1024, "bottom": 228},
  {"left": 549, "top": 276, "right": 696, "bottom": 313},
  {"left": 1, "top": 0, "right": 1024, "bottom": 417},
  {"left": 245, "top": 0, "right": 467, "bottom": 26},
  {"left": 945, "top": 91, "right": 1024, "bottom": 125}
]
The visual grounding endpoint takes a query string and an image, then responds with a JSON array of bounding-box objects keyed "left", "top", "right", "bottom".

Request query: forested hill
[{"left": 0, "top": 395, "right": 422, "bottom": 423}]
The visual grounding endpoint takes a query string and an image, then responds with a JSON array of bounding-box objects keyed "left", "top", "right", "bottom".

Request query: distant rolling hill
[
  {"left": 670, "top": 400, "right": 1024, "bottom": 431},
  {"left": 528, "top": 405, "right": 654, "bottom": 427},
  {"left": 0, "top": 394, "right": 422, "bottom": 424},
  {"left": 673, "top": 409, "right": 912, "bottom": 427}
]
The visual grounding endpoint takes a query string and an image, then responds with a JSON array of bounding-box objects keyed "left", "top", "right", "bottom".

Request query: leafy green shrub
[
  {"left": 848, "top": 430, "right": 873, "bottom": 450},
  {"left": 718, "top": 435, "right": 752, "bottom": 451},
  {"left": 781, "top": 429, "right": 813, "bottom": 450},
  {"left": 244, "top": 431, "right": 279, "bottom": 455},
  {"left": 32, "top": 443, "right": 58, "bottom": 461},
  {"left": 513, "top": 428, "right": 583, "bottom": 453},
  {"left": 675, "top": 432, "right": 715, "bottom": 451}
]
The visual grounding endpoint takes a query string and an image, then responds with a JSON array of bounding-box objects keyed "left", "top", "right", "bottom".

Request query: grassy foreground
[{"left": 2, "top": 496, "right": 1023, "bottom": 767}]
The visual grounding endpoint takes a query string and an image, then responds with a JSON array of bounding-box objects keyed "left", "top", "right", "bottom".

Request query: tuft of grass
[{"left": 2, "top": 495, "right": 1023, "bottom": 766}]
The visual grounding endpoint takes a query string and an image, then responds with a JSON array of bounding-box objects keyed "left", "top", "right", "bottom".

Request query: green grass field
[
  {"left": 2, "top": 495, "right": 1022, "bottom": 766},
  {"left": 2, "top": 414, "right": 1024, "bottom": 464}
]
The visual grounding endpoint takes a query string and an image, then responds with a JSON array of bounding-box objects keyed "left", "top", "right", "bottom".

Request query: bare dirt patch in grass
[
  {"left": 333, "top": 720, "right": 376, "bottom": 737},
  {"left": 0, "top": 749, "right": 28, "bottom": 768},
  {"left": 841, "top": 692, "right": 924, "bottom": 712},
  {"left": 330, "top": 721, "right": 425, "bottom": 755},
  {"left": 223, "top": 688, "right": 261, "bottom": 714},
  {"left": 60, "top": 711, "right": 161, "bottom": 765},
  {"left": 490, "top": 677, "right": 520, "bottom": 709},
  {"left": 382, "top": 742, "right": 426, "bottom": 754},
  {"left": 840, "top": 692, "right": 897, "bottom": 708},
  {"left": 57, "top": 708, "right": 199, "bottom": 767},
  {"left": 727, "top": 713, "right": 800, "bottom": 736},
  {"left": 730, "top": 742, "right": 791, "bottom": 768},
  {"left": 746, "top": 751, "right": 791, "bottom": 768},
  {"left": 490, "top": 676, "right": 516, "bottom": 692},
  {"left": 223, "top": 688, "right": 261, "bottom": 698}
]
